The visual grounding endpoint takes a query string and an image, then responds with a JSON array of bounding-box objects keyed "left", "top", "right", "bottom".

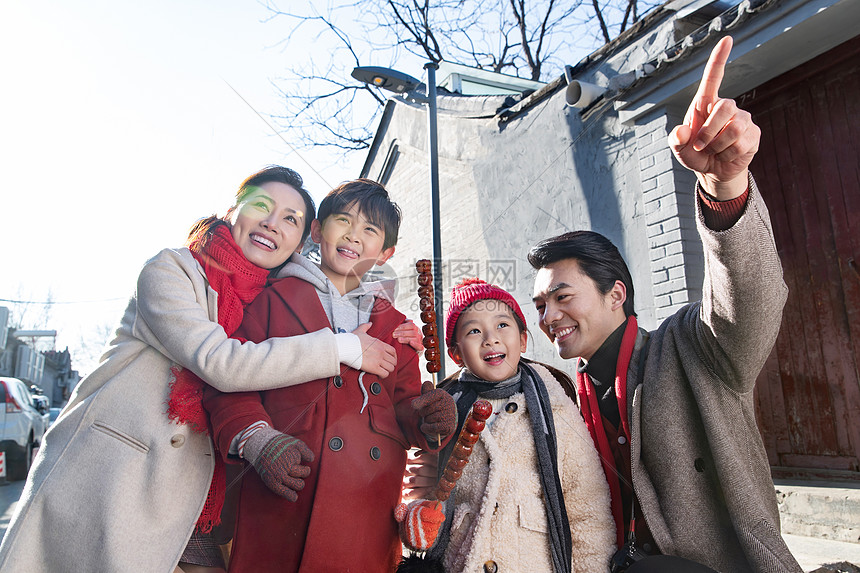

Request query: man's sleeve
[
  {"left": 695, "top": 172, "right": 788, "bottom": 392},
  {"left": 698, "top": 183, "right": 750, "bottom": 231}
]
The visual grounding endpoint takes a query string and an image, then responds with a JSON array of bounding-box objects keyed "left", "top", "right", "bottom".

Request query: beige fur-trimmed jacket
[
  {"left": 0, "top": 248, "right": 342, "bottom": 573},
  {"left": 443, "top": 362, "right": 616, "bottom": 573}
]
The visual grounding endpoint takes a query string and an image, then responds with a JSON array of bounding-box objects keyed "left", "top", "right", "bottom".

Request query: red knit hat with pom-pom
[{"left": 444, "top": 278, "right": 526, "bottom": 360}]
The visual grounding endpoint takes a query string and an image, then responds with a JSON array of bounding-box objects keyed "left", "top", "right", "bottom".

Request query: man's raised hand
[{"left": 668, "top": 36, "right": 760, "bottom": 200}]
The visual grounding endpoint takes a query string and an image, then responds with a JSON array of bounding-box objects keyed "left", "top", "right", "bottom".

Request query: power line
[{"left": 0, "top": 297, "right": 128, "bottom": 305}]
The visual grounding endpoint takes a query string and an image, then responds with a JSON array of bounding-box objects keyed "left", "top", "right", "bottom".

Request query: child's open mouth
[
  {"left": 337, "top": 247, "right": 359, "bottom": 259},
  {"left": 483, "top": 353, "right": 506, "bottom": 365}
]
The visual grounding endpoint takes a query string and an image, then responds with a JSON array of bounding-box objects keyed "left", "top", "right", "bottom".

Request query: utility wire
[
  {"left": 222, "top": 79, "right": 334, "bottom": 190},
  {"left": 0, "top": 297, "right": 128, "bottom": 305}
]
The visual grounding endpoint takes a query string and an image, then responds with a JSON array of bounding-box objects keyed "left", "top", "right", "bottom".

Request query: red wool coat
[{"left": 204, "top": 277, "right": 436, "bottom": 573}]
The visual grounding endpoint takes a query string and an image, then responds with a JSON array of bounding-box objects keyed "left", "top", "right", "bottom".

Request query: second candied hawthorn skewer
[
  {"left": 434, "top": 399, "right": 492, "bottom": 502},
  {"left": 396, "top": 399, "right": 492, "bottom": 554}
]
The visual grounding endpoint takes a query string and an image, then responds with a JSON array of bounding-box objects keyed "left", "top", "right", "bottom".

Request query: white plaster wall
[{"left": 368, "top": 87, "right": 665, "bottom": 375}]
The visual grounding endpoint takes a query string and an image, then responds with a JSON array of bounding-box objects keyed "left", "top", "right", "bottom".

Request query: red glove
[
  {"left": 243, "top": 426, "right": 314, "bottom": 501},
  {"left": 412, "top": 381, "right": 457, "bottom": 439},
  {"left": 395, "top": 499, "right": 446, "bottom": 551}
]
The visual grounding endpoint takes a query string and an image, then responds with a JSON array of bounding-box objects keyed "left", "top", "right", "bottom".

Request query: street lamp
[{"left": 352, "top": 63, "right": 445, "bottom": 378}]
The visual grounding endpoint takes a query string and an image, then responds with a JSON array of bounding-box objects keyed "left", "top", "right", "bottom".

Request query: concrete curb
[{"left": 776, "top": 480, "right": 860, "bottom": 544}]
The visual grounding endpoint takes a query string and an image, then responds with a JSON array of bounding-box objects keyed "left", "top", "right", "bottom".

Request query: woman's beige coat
[
  {"left": 444, "top": 362, "right": 616, "bottom": 573},
  {"left": 0, "top": 248, "right": 341, "bottom": 572}
]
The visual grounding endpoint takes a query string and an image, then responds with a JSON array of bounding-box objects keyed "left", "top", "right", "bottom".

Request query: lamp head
[{"left": 351, "top": 66, "right": 422, "bottom": 94}]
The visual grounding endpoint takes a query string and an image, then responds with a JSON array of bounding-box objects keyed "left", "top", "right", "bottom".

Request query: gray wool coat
[
  {"left": 0, "top": 248, "right": 342, "bottom": 573},
  {"left": 619, "top": 178, "right": 802, "bottom": 572}
]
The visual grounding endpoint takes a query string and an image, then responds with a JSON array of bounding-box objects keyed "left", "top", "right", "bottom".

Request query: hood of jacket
[{"left": 277, "top": 253, "right": 395, "bottom": 332}]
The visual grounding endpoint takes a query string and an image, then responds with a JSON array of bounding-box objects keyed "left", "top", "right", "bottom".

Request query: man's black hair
[{"left": 527, "top": 230, "right": 636, "bottom": 317}]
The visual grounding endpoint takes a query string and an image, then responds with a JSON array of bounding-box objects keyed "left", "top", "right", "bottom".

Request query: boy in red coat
[{"left": 203, "top": 179, "right": 456, "bottom": 573}]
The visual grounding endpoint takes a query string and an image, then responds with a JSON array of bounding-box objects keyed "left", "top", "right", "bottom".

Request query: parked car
[
  {"left": 0, "top": 377, "right": 48, "bottom": 480},
  {"left": 48, "top": 407, "right": 63, "bottom": 426},
  {"left": 30, "top": 392, "right": 51, "bottom": 428}
]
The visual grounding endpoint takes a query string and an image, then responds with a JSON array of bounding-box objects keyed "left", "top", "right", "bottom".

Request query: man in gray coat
[{"left": 529, "top": 37, "right": 802, "bottom": 572}]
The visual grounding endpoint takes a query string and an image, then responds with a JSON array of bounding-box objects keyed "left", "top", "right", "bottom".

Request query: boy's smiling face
[{"left": 311, "top": 201, "right": 395, "bottom": 294}]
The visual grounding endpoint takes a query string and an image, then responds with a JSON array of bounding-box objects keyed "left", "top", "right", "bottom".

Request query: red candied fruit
[{"left": 471, "top": 400, "right": 493, "bottom": 421}]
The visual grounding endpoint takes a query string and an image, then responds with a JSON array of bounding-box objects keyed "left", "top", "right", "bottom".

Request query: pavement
[
  {"left": 0, "top": 476, "right": 26, "bottom": 543},
  {"left": 1, "top": 466, "right": 859, "bottom": 571},
  {"left": 783, "top": 532, "right": 860, "bottom": 572}
]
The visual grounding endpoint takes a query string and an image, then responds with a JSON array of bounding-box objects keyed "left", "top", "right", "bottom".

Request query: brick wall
[{"left": 635, "top": 107, "right": 703, "bottom": 322}]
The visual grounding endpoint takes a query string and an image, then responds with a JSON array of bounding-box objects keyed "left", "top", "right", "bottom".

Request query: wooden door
[{"left": 742, "top": 34, "right": 860, "bottom": 479}]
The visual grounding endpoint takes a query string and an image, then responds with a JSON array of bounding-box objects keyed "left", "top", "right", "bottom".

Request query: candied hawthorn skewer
[
  {"left": 435, "top": 399, "right": 492, "bottom": 502},
  {"left": 416, "top": 259, "right": 442, "bottom": 375}
]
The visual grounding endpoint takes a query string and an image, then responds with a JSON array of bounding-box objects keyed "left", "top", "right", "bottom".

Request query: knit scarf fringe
[{"left": 166, "top": 223, "right": 269, "bottom": 533}]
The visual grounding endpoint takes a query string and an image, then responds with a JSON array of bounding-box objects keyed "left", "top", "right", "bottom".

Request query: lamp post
[{"left": 352, "top": 64, "right": 445, "bottom": 378}]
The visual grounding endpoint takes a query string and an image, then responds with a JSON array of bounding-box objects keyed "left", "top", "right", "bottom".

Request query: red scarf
[
  {"left": 575, "top": 315, "right": 638, "bottom": 547},
  {"left": 167, "top": 223, "right": 269, "bottom": 532}
]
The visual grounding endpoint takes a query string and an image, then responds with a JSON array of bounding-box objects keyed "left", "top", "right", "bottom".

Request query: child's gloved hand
[
  {"left": 412, "top": 381, "right": 456, "bottom": 439},
  {"left": 243, "top": 426, "right": 314, "bottom": 501},
  {"left": 394, "top": 499, "right": 445, "bottom": 551}
]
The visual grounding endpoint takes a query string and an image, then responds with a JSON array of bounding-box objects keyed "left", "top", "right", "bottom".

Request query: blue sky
[{"left": 0, "top": 1, "right": 368, "bottom": 374}]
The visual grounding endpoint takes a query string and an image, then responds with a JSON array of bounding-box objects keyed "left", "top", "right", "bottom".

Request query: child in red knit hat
[{"left": 397, "top": 278, "right": 616, "bottom": 573}]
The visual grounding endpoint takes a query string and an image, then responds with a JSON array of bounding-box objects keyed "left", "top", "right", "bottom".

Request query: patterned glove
[
  {"left": 242, "top": 426, "right": 314, "bottom": 501},
  {"left": 412, "top": 381, "right": 457, "bottom": 439},
  {"left": 394, "top": 499, "right": 446, "bottom": 551}
]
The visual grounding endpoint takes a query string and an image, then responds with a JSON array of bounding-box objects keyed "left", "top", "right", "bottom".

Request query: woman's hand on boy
[
  {"left": 243, "top": 427, "right": 314, "bottom": 501},
  {"left": 412, "top": 381, "right": 457, "bottom": 439},
  {"left": 403, "top": 449, "right": 440, "bottom": 501},
  {"left": 352, "top": 323, "right": 398, "bottom": 378},
  {"left": 393, "top": 319, "right": 425, "bottom": 352}
]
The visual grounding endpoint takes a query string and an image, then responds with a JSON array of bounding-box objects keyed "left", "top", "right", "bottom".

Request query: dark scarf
[
  {"left": 432, "top": 362, "right": 572, "bottom": 573},
  {"left": 166, "top": 222, "right": 269, "bottom": 533}
]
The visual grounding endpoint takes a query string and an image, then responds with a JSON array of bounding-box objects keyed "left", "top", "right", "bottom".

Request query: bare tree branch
[
  {"left": 263, "top": 0, "right": 658, "bottom": 155},
  {"left": 590, "top": 0, "right": 612, "bottom": 43}
]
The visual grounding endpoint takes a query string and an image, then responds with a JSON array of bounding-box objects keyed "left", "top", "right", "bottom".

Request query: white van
[{"left": 0, "top": 377, "right": 47, "bottom": 480}]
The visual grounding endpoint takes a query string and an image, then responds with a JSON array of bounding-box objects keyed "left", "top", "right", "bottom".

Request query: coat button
[
  {"left": 332, "top": 375, "right": 343, "bottom": 388},
  {"left": 618, "top": 436, "right": 627, "bottom": 445},
  {"left": 370, "top": 382, "right": 382, "bottom": 395},
  {"left": 483, "top": 561, "right": 498, "bottom": 573},
  {"left": 329, "top": 436, "right": 344, "bottom": 451},
  {"left": 170, "top": 434, "right": 185, "bottom": 448},
  {"left": 504, "top": 402, "right": 518, "bottom": 413},
  {"left": 369, "top": 446, "right": 381, "bottom": 460},
  {"left": 694, "top": 457, "right": 706, "bottom": 472}
]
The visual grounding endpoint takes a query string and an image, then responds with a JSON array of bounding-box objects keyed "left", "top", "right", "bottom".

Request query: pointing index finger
[{"left": 697, "top": 36, "right": 733, "bottom": 101}]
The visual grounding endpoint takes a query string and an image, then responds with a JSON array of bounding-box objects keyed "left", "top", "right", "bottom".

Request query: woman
[{"left": 0, "top": 166, "right": 414, "bottom": 573}]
